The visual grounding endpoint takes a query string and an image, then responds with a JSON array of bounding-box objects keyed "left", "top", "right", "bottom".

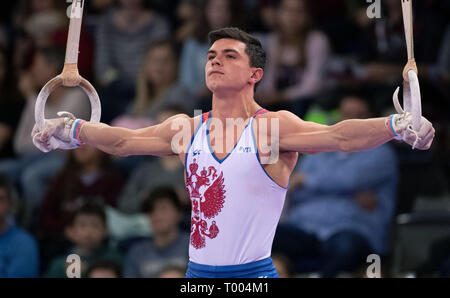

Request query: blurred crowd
[{"left": 0, "top": 0, "right": 449, "bottom": 278}]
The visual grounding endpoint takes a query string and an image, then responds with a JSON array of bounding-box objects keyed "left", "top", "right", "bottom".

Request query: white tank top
[{"left": 185, "top": 109, "right": 287, "bottom": 266}]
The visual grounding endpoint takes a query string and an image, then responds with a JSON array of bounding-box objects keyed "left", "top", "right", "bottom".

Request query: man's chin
[
  {"left": 206, "top": 82, "right": 222, "bottom": 92},
  {"left": 206, "top": 83, "right": 236, "bottom": 95}
]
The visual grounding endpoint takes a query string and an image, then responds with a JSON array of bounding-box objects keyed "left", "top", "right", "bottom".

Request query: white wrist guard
[
  {"left": 386, "top": 114, "right": 403, "bottom": 141},
  {"left": 70, "top": 119, "right": 87, "bottom": 145},
  {"left": 57, "top": 111, "right": 87, "bottom": 148},
  {"left": 387, "top": 113, "right": 422, "bottom": 149}
]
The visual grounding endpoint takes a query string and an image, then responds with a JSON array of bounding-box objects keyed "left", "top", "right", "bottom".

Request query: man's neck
[{"left": 211, "top": 88, "right": 261, "bottom": 124}]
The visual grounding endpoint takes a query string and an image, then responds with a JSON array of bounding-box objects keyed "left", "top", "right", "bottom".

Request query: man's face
[
  {"left": 69, "top": 214, "right": 107, "bottom": 251},
  {"left": 148, "top": 199, "right": 180, "bottom": 236},
  {"left": 278, "top": 0, "right": 309, "bottom": 35},
  {"left": 205, "top": 38, "right": 258, "bottom": 94},
  {"left": 145, "top": 45, "right": 177, "bottom": 87}
]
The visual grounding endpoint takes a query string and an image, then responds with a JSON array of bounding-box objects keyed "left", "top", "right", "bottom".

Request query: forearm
[
  {"left": 79, "top": 122, "right": 134, "bottom": 156},
  {"left": 77, "top": 120, "right": 177, "bottom": 157},
  {"left": 332, "top": 117, "right": 395, "bottom": 152}
]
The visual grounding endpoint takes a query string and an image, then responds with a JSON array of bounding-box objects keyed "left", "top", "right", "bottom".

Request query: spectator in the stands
[
  {"left": 95, "top": 0, "right": 170, "bottom": 123},
  {"left": 0, "top": 47, "right": 25, "bottom": 160},
  {"left": 0, "top": 174, "right": 39, "bottom": 278},
  {"left": 179, "top": 0, "right": 244, "bottom": 110},
  {"left": 273, "top": 95, "right": 398, "bottom": 277},
  {"left": 0, "top": 47, "right": 90, "bottom": 202},
  {"left": 45, "top": 202, "right": 122, "bottom": 278},
  {"left": 256, "top": 0, "right": 330, "bottom": 117},
  {"left": 124, "top": 186, "right": 189, "bottom": 278},
  {"left": 85, "top": 259, "right": 122, "bottom": 278},
  {"left": 111, "top": 40, "right": 196, "bottom": 130},
  {"left": 39, "top": 145, "right": 124, "bottom": 239}
]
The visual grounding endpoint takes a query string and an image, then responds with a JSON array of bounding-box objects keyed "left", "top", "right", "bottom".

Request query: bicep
[
  {"left": 278, "top": 111, "right": 343, "bottom": 154},
  {"left": 128, "top": 114, "right": 193, "bottom": 156}
]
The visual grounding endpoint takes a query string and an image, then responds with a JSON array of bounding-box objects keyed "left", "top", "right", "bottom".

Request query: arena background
[{"left": 0, "top": 0, "right": 449, "bottom": 278}]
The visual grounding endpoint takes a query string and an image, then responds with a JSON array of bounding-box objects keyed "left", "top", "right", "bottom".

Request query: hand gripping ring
[
  {"left": 392, "top": 69, "right": 422, "bottom": 131},
  {"left": 34, "top": 75, "right": 101, "bottom": 149}
]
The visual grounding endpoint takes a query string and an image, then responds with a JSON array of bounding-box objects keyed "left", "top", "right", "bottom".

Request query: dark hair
[
  {"left": 208, "top": 27, "right": 266, "bottom": 89},
  {"left": 142, "top": 186, "right": 182, "bottom": 214},
  {"left": 69, "top": 201, "right": 107, "bottom": 226},
  {"left": 85, "top": 259, "right": 122, "bottom": 278},
  {"left": 0, "top": 174, "right": 13, "bottom": 200},
  {"left": 208, "top": 27, "right": 266, "bottom": 70}
]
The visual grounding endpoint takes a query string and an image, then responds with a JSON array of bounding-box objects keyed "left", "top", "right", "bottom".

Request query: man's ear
[{"left": 250, "top": 68, "right": 264, "bottom": 85}]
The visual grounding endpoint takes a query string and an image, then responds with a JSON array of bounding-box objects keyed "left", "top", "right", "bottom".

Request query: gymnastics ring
[
  {"left": 393, "top": 0, "right": 422, "bottom": 133},
  {"left": 34, "top": 0, "right": 101, "bottom": 149},
  {"left": 392, "top": 69, "right": 422, "bottom": 132}
]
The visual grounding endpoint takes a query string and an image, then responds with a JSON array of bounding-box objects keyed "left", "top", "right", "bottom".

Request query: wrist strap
[
  {"left": 387, "top": 115, "right": 403, "bottom": 141},
  {"left": 71, "top": 119, "right": 87, "bottom": 143}
]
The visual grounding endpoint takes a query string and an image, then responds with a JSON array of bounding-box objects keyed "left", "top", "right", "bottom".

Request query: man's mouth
[{"left": 209, "top": 71, "right": 224, "bottom": 76}]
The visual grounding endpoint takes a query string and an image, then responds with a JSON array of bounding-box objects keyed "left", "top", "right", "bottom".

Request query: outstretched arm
[
  {"left": 277, "top": 110, "right": 434, "bottom": 154},
  {"left": 33, "top": 113, "right": 195, "bottom": 157},
  {"left": 78, "top": 114, "right": 192, "bottom": 156}
]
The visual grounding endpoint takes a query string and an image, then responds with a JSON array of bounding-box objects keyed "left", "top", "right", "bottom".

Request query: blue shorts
[{"left": 185, "top": 257, "right": 279, "bottom": 278}]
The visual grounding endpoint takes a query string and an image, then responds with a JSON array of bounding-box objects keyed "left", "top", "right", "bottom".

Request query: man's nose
[{"left": 211, "top": 56, "right": 222, "bottom": 66}]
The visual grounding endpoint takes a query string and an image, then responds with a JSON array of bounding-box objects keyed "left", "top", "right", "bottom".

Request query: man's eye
[
  {"left": 227, "top": 55, "right": 235, "bottom": 59},
  {"left": 208, "top": 56, "right": 215, "bottom": 60}
]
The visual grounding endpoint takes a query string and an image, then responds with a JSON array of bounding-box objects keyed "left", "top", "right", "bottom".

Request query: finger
[
  {"left": 417, "top": 121, "right": 434, "bottom": 140},
  {"left": 418, "top": 130, "right": 435, "bottom": 150},
  {"left": 422, "top": 128, "right": 435, "bottom": 143},
  {"left": 403, "top": 130, "right": 417, "bottom": 146},
  {"left": 417, "top": 138, "right": 433, "bottom": 150},
  {"left": 31, "top": 125, "right": 40, "bottom": 137},
  {"left": 57, "top": 111, "right": 75, "bottom": 119},
  {"left": 419, "top": 121, "right": 433, "bottom": 135},
  {"left": 41, "top": 124, "right": 57, "bottom": 141},
  {"left": 33, "top": 134, "right": 51, "bottom": 152}
]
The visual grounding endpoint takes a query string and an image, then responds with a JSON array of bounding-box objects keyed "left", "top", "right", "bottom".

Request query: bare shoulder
[
  {"left": 165, "top": 113, "right": 194, "bottom": 123},
  {"left": 251, "top": 110, "right": 301, "bottom": 148},
  {"left": 253, "top": 109, "right": 330, "bottom": 143},
  {"left": 252, "top": 110, "right": 299, "bottom": 173},
  {"left": 167, "top": 113, "right": 201, "bottom": 166},
  {"left": 159, "top": 113, "right": 197, "bottom": 132},
  {"left": 252, "top": 110, "right": 307, "bottom": 132},
  {"left": 134, "top": 113, "right": 198, "bottom": 141},
  {"left": 253, "top": 110, "right": 300, "bottom": 121}
]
